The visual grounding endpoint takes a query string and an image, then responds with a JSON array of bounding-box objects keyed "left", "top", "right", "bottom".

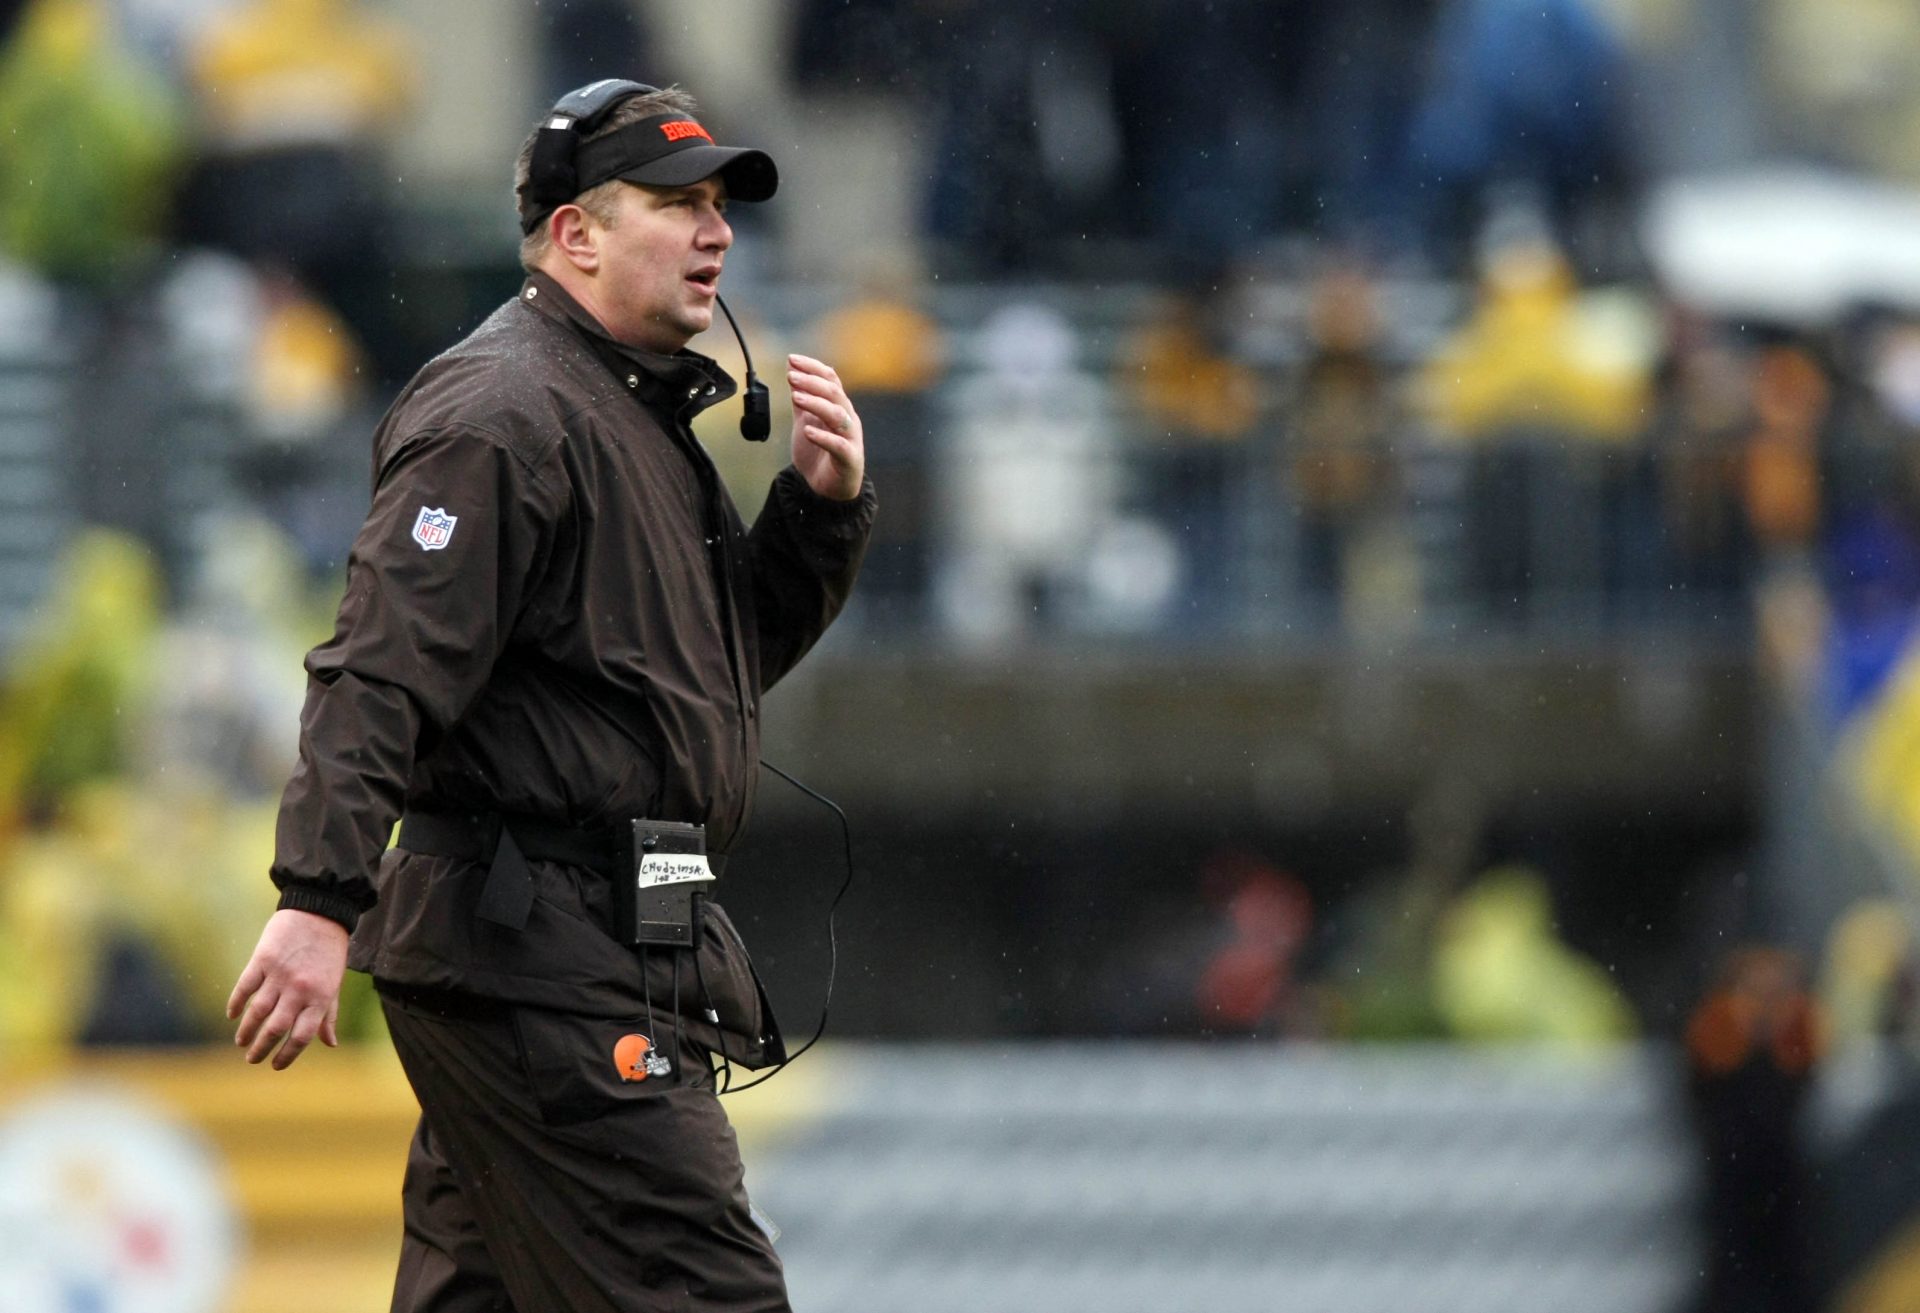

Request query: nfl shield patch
[{"left": 412, "top": 507, "right": 458, "bottom": 551}]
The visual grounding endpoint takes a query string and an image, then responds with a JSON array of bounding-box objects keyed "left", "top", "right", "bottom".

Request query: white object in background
[
  {"left": 1644, "top": 168, "right": 1920, "bottom": 323},
  {"left": 0, "top": 1088, "right": 237, "bottom": 1313}
]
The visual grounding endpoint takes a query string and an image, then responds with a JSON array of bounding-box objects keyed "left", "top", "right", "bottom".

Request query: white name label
[{"left": 639, "top": 853, "right": 715, "bottom": 888}]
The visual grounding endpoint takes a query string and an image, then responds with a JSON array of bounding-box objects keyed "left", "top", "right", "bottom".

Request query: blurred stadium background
[{"left": 3, "top": 0, "right": 1920, "bottom": 1309}]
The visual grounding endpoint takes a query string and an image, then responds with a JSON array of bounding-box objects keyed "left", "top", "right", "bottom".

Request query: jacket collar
[{"left": 517, "top": 270, "right": 738, "bottom": 419}]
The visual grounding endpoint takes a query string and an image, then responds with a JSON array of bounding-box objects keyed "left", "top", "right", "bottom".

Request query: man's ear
[{"left": 549, "top": 204, "right": 599, "bottom": 273}]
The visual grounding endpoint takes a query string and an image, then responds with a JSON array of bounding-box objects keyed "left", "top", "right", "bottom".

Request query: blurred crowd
[
  {"left": 5, "top": 0, "right": 1920, "bottom": 647},
  {"left": 795, "top": 0, "right": 1639, "bottom": 278}
]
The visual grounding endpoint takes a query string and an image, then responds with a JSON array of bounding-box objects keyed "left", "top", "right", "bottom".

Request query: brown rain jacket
[{"left": 267, "top": 270, "right": 874, "bottom": 1052}]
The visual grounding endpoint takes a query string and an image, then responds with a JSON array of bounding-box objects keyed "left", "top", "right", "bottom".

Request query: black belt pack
[
  {"left": 617, "top": 819, "right": 713, "bottom": 947},
  {"left": 394, "top": 810, "right": 719, "bottom": 946}
]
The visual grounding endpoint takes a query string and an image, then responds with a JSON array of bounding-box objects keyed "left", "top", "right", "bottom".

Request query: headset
[{"left": 524, "top": 78, "right": 772, "bottom": 442}]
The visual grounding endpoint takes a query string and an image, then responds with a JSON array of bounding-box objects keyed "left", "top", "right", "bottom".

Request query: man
[{"left": 225, "top": 79, "right": 873, "bottom": 1312}]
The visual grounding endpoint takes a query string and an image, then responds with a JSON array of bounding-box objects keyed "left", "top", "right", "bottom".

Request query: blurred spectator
[
  {"left": 175, "top": 0, "right": 415, "bottom": 379},
  {"left": 1741, "top": 341, "right": 1830, "bottom": 559},
  {"left": 1336, "top": 774, "right": 1482, "bottom": 1040},
  {"left": 810, "top": 276, "right": 945, "bottom": 395},
  {"left": 1124, "top": 287, "right": 1263, "bottom": 440},
  {"left": 1813, "top": 314, "right": 1920, "bottom": 720},
  {"left": 1820, "top": 900, "right": 1917, "bottom": 1049},
  {"left": 0, "top": 777, "right": 288, "bottom": 1051},
  {"left": 1643, "top": 303, "right": 1754, "bottom": 605},
  {"left": 144, "top": 513, "right": 319, "bottom": 795},
  {"left": 789, "top": 0, "right": 928, "bottom": 94},
  {"left": 809, "top": 272, "right": 947, "bottom": 627},
  {"left": 0, "top": 536, "right": 174, "bottom": 1050},
  {"left": 872, "top": 0, "right": 1463, "bottom": 275},
  {"left": 245, "top": 269, "right": 363, "bottom": 442},
  {"left": 1684, "top": 946, "right": 1823, "bottom": 1313},
  {"left": 532, "top": 0, "right": 656, "bottom": 105},
  {"left": 1105, "top": 0, "right": 1318, "bottom": 270},
  {"left": 1843, "top": 632, "right": 1920, "bottom": 872},
  {"left": 1193, "top": 856, "right": 1315, "bottom": 1035},
  {"left": 1078, "top": 847, "right": 1323, "bottom": 1038},
  {"left": 0, "top": 0, "right": 184, "bottom": 286},
  {"left": 1404, "top": 0, "right": 1637, "bottom": 272},
  {"left": 1286, "top": 262, "right": 1404, "bottom": 625},
  {"left": 0, "top": 786, "right": 113, "bottom": 1052},
  {"left": 1866, "top": 320, "right": 1920, "bottom": 443},
  {"left": 1421, "top": 227, "right": 1651, "bottom": 443},
  {"left": 1431, "top": 865, "right": 1637, "bottom": 1044},
  {"left": 224, "top": 267, "right": 379, "bottom": 570},
  {"left": 1820, "top": 309, "right": 1909, "bottom": 519},
  {"left": 0, "top": 532, "right": 163, "bottom": 824},
  {"left": 1420, "top": 222, "right": 1656, "bottom": 620},
  {"left": 1820, "top": 502, "right": 1920, "bottom": 725},
  {"left": 1119, "top": 279, "right": 1263, "bottom": 627},
  {"left": 935, "top": 302, "right": 1124, "bottom": 643},
  {"left": 1761, "top": 0, "right": 1920, "bottom": 184},
  {"left": 1302, "top": 0, "right": 1442, "bottom": 253},
  {"left": 917, "top": 6, "right": 1053, "bottom": 274},
  {"left": 0, "top": 517, "right": 354, "bottom": 1056}
]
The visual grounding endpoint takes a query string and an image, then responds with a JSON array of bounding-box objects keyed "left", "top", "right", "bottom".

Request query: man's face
[{"left": 591, "top": 178, "right": 733, "bottom": 353}]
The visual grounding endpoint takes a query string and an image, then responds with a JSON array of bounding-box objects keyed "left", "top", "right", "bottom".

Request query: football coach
[{"left": 226, "top": 77, "right": 874, "bottom": 1312}]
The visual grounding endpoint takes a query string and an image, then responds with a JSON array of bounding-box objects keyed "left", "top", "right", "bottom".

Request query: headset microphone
[{"left": 715, "top": 293, "right": 771, "bottom": 441}]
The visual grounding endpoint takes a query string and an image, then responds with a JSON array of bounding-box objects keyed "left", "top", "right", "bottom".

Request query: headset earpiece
[{"left": 523, "top": 78, "right": 663, "bottom": 228}]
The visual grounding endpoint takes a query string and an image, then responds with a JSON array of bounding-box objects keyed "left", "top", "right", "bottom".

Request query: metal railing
[{"left": 0, "top": 274, "right": 1762, "bottom": 660}]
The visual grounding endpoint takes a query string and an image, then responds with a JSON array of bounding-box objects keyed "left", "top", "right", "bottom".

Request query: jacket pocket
[
  {"left": 686, "top": 900, "right": 786, "bottom": 1070},
  {"left": 510, "top": 1005, "right": 706, "bottom": 1127}
]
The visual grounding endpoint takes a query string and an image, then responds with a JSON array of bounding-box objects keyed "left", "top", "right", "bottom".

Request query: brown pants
[{"left": 380, "top": 988, "right": 790, "bottom": 1313}]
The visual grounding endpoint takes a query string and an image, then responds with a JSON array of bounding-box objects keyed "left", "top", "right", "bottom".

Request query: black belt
[
  {"left": 399, "top": 810, "right": 620, "bottom": 872},
  {"left": 396, "top": 809, "right": 731, "bottom": 935}
]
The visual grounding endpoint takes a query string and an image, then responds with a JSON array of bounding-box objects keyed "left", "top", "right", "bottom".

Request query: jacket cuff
[
  {"left": 781, "top": 466, "right": 874, "bottom": 518},
  {"left": 276, "top": 885, "right": 363, "bottom": 934}
]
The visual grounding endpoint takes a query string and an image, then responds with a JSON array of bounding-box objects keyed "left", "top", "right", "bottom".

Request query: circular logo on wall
[{"left": 0, "top": 1088, "right": 237, "bottom": 1313}]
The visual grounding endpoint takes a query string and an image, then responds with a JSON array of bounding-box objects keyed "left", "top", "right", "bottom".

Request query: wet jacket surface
[{"left": 268, "top": 269, "right": 873, "bottom": 1044}]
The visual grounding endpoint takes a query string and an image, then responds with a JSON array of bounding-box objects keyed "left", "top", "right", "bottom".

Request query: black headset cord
[
  {"left": 693, "top": 930, "right": 734, "bottom": 1093},
  {"left": 715, "top": 758, "right": 856, "bottom": 1095},
  {"left": 715, "top": 293, "right": 771, "bottom": 442}
]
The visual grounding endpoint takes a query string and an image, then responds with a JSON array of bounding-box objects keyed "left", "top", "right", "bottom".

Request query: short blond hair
[{"left": 514, "top": 85, "right": 700, "bottom": 272}]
